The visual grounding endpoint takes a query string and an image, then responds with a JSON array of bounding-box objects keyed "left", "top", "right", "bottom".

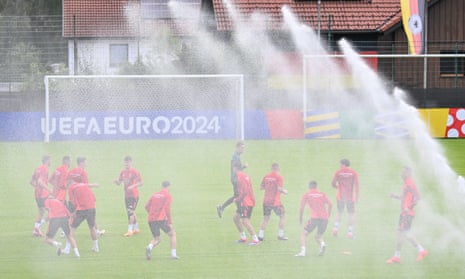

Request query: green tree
[
  {"left": 0, "top": 0, "right": 61, "bottom": 16},
  {"left": 0, "top": 0, "right": 65, "bottom": 86}
]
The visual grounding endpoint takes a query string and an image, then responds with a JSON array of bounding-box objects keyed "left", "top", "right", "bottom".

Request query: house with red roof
[{"left": 63, "top": 0, "right": 464, "bottom": 96}]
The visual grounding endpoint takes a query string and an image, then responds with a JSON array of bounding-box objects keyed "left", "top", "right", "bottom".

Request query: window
[
  {"left": 140, "top": 0, "right": 201, "bottom": 19},
  {"left": 440, "top": 50, "right": 465, "bottom": 77},
  {"left": 110, "top": 44, "right": 128, "bottom": 67}
]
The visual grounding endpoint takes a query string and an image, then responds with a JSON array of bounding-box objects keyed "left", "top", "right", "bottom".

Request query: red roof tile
[
  {"left": 212, "top": 0, "right": 403, "bottom": 32},
  {"left": 63, "top": 0, "right": 408, "bottom": 38},
  {"left": 63, "top": 0, "right": 197, "bottom": 38},
  {"left": 63, "top": 0, "right": 134, "bottom": 37}
]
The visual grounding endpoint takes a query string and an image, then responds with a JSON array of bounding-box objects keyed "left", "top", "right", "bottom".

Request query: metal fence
[
  {"left": 0, "top": 15, "right": 464, "bottom": 93},
  {"left": 0, "top": 15, "right": 67, "bottom": 85}
]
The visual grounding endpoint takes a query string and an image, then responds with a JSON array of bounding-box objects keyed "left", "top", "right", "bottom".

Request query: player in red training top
[
  {"left": 43, "top": 195, "right": 80, "bottom": 258},
  {"left": 30, "top": 155, "right": 52, "bottom": 237},
  {"left": 114, "top": 155, "right": 143, "bottom": 236},
  {"left": 258, "top": 163, "right": 288, "bottom": 241},
  {"left": 233, "top": 163, "right": 260, "bottom": 245},
  {"left": 145, "top": 181, "right": 179, "bottom": 260},
  {"left": 331, "top": 158, "right": 359, "bottom": 238},
  {"left": 386, "top": 166, "right": 428, "bottom": 264},
  {"left": 50, "top": 156, "right": 71, "bottom": 203},
  {"left": 68, "top": 156, "right": 105, "bottom": 236},
  {"left": 295, "top": 180, "right": 332, "bottom": 257},
  {"left": 68, "top": 156, "right": 89, "bottom": 183},
  {"left": 68, "top": 177, "right": 100, "bottom": 253}
]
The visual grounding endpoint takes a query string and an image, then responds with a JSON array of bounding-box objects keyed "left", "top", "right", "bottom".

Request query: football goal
[
  {"left": 302, "top": 53, "right": 465, "bottom": 119},
  {"left": 300, "top": 53, "right": 465, "bottom": 139},
  {"left": 43, "top": 74, "right": 244, "bottom": 142}
]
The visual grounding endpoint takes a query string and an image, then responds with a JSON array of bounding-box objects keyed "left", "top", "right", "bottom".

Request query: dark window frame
[{"left": 440, "top": 50, "right": 465, "bottom": 77}]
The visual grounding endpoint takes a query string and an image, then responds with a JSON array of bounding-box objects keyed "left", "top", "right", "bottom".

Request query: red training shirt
[
  {"left": 117, "top": 167, "right": 142, "bottom": 198},
  {"left": 260, "top": 171, "right": 283, "bottom": 206},
  {"left": 145, "top": 188, "right": 172, "bottom": 223},
  {"left": 332, "top": 166, "right": 359, "bottom": 202},
  {"left": 68, "top": 167, "right": 88, "bottom": 183},
  {"left": 300, "top": 189, "right": 332, "bottom": 220},
  {"left": 68, "top": 183, "right": 96, "bottom": 211},
  {"left": 31, "top": 164, "right": 50, "bottom": 199},
  {"left": 44, "top": 197, "right": 70, "bottom": 219},
  {"left": 50, "top": 164, "right": 69, "bottom": 201},
  {"left": 236, "top": 171, "right": 255, "bottom": 207},
  {"left": 401, "top": 177, "right": 420, "bottom": 216}
]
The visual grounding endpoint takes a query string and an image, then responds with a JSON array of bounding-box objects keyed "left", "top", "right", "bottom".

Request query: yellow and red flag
[{"left": 400, "top": 0, "right": 426, "bottom": 54}]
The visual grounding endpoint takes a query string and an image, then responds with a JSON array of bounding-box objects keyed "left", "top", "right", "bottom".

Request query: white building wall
[
  {"left": 67, "top": 40, "right": 75, "bottom": 75},
  {"left": 68, "top": 39, "right": 141, "bottom": 75}
]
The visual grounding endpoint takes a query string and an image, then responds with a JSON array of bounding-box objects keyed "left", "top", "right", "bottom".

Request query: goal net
[
  {"left": 301, "top": 53, "right": 465, "bottom": 139},
  {"left": 43, "top": 75, "right": 244, "bottom": 142}
]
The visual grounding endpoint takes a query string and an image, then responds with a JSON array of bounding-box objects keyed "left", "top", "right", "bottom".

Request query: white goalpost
[
  {"left": 301, "top": 53, "right": 465, "bottom": 139},
  {"left": 302, "top": 53, "right": 465, "bottom": 120},
  {"left": 43, "top": 74, "right": 244, "bottom": 142}
]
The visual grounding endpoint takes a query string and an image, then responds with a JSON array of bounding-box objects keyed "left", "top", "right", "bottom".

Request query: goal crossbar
[
  {"left": 44, "top": 74, "right": 245, "bottom": 142},
  {"left": 302, "top": 53, "right": 465, "bottom": 120}
]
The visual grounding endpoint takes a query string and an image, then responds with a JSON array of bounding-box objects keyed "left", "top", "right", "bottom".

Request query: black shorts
[
  {"left": 46, "top": 217, "right": 70, "bottom": 238},
  {"left": 237, "top": 205, "right": 253, "bottom": 219},
  {"left": 67, "top": 201, "right": 76, "bottom": 213},
  {"left": 149, "top": 220, "right": 172, "bottom": 238},
  {"left": 337, "top": 200, "right": 355, "bottom": 214},
  {"left": 263, "top": 205, "right": 285, "bottom": 217},
  {"left": 125, "top": 197, "right": 139, "bottom": 210},
  {"left": 35, "top": 197, "right": 47, "bottom": 208},
  {"left": 71, "top": 208, "right": 96, "bottom": 229},
  {"left": 304, "top": 218, "right": 328, "bottom": 235},
  {"left": 398, "top": 214, "right": 414, "bottom": 231}
]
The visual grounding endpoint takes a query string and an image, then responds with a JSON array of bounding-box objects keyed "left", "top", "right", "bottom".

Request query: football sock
[
  {"left": 63, "top": 242, "right": 71, "bottom": 252},
  {"left": 258, "top": 230, "right": 265, "bottom": 239},
  {"left": 252, "top": 235, "right": 259, "bottom": 242},
  {"left": 333, "top": 222, "right": 339, "bottom": 229},
  {"left": 321, "top": 241, "right": 326, "bottom": 247},
  {"left": 34, "top": 222, "right": 41, "bottom": 229},
  {"left": 301, "top": 246, "right": 306, "bottom": 254},
  {"left": 417, "top": 245, "right": 424, "bottom": 252},
  {"left": 240, "top": 232, "right": 246, "bottom": 239},
  {"left": 171, "top": 249, "right": 177, "bottom": 257},
  {"left": 394, "top": 251, "right": 401, "bottom": 257},
  {"left": 278, "top": 229, "right": 284, "bottom": 238},
  {"left": 148, "top": 243, "right": 154, "bottom": 250},
  {"left": 74, "top": 248, "right": 80, "bottom": 257},
  {"left": 93, "top": 240, "right": 99, "bottom": 249},
  {"left": 128, "top": 224, "right": 134, "bottom": 232},
  {"left": 348, "top": 226, "right": 353, "bottom": 233},
  {"left": 134, "top": 223, "right": 139, "bottom": 230}
]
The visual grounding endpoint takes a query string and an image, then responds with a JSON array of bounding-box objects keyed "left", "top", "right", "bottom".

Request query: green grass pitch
[{"left": 0, "top": 139, "right": 464, "bottom": 279}]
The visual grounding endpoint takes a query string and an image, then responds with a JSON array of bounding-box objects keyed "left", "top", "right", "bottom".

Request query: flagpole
[
  {"left": 423, "top": 0, "right": 428, "bottom": 89},
  {"left": 317, "top": 0, "right": 321, "bottom": 38}
]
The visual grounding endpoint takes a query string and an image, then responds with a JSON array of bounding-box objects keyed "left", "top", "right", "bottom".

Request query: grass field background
[{"left": 0, "top": 139, "right": 464, "bottom": 279}]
